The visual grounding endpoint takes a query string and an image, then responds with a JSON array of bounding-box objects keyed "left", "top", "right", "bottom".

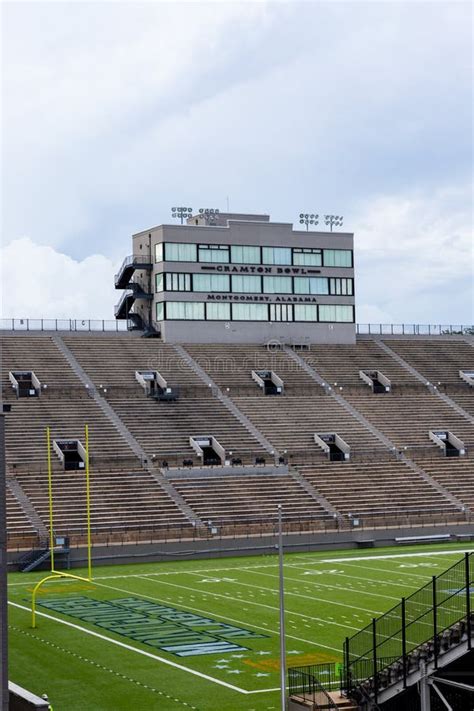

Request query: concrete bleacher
[
  {"left": 4, "top": 395, "right": 138, "bottom": 471},
  {"left": 13, "top": 468, "right": 191, "bottom": 537},
  {"left": 419, "top": 458, "right": 474, "bottom": 511},
  {"left": 233, "top": 395, "right": 386, "bottom": 459},
  {"left": 182, "top": 344, "right": 322, "bottom": 394},
  {"left": 2, "top": 332, "right": 473, "bottom": 546},
  {"left": 108, "top": 395, "right": 268, "bottom": 464},
  {"left": 170, "top": 473, "right": 331, "bottom": 525},
  {"left": 5, "top": 482, "right": 37, "bottom": 540},
  {"left": 296, "top": 340, "right": 419, "bottom": 389},
  {"left": 345, "top": 391, "right": 474, "bottom": 456},
  {"left": 1, "top": 334, "right": 83, "bottom": 391},
  {"left": 62, "top": 335, "right": 206, "bottom": 394},
  {"left": 382, "top": 339, "right": 474, "bottom": 387},
  {"left": 298, "top": 461, "right": 460, "bottom": 521}
]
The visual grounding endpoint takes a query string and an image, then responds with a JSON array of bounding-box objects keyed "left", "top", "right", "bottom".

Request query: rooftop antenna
[
  {"left": 324, "top": 215, "right": 344, "bottom": 232},
  {"left": 226, "top": 196, "right": 230, "bottom": 212},
  {"left": 171, "top": 206, "right": 193, "bottom": 224},
  {"left": 299, "top": 213, "right": 319, "bottom": 231},
  {"left": 198, "top": 208, "right": 220, "bottom": 226}
]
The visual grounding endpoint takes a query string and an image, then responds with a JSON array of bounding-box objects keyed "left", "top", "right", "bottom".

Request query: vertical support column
[
  {"left": 372, "top": 617, "right": 378, "bottom": 705},
  {"left": 401, "top": 597, "right": 407, "bottom": 688},
  {"left": 466, "top": 552, "right": 472, "bottom": 650},
  {"left": 0, "top": 413, "right": 8, "bottom": 710},
  {"left": 432, "top": 575, "right": 438, "bottom": 669},
  {"left": 278, "top": 505, "right": 287, "bottom": 711},
  {"left": 46, "top": 427, "right": 55, "bottom": 571}
]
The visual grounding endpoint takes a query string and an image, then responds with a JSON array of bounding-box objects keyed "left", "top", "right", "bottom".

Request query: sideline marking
[
  {"left": 8, "top": 548, "right": 471, "bottom": 588},
  {"left": 8, "top": 602, "right": 248, "bottom": 694}
]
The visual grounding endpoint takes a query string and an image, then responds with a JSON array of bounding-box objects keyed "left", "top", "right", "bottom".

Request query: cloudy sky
[{"left": 1, "top": 1, "right": 472, "bottom": 324}]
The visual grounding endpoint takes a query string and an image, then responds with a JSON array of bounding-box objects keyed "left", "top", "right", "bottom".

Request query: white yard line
[
  {"left": 286, "top": 563, "right": 418, "bottom": 589},
  {"left": 186, "top": 571, "right": 384, "bottom": 614},
  {"left": 136, "top": 575, "right": 361, "bottom": 631},
  {"left": 249, "top": 568, "right": 401, "bottom": 603},
  {"left": 8, "top": 601, "right": 249, "bottom": 694},
  {"left": 307, "top": 549, "right": 474, "bottom": 564},
  {"left": 338, "top": 561, "right": 433, "bottom": 582}
]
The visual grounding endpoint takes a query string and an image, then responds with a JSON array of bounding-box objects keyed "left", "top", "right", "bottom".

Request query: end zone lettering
[{"left": 37, "top": 596, "right": 268, "bottom": 657}]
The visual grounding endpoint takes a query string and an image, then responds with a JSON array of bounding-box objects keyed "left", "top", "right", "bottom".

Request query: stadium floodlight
[
  {"left": 198, "top": 208, "right": 220, "bottom": 225},
  {"left": 171, "top": 206, "right": 193, "bottom": 224},
  {"left": 298, "top": 212, "right": 319, "bottom": 231},
  {"left": 324, "top": 214, "right": 344, "bottom": 232}
]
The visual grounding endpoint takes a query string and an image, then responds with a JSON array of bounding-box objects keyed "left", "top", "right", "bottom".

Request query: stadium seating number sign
[{"left": 38, "top": 596, "right": 268, "bottom": 657}]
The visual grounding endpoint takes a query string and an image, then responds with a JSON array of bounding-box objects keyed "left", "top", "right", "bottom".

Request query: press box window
[
  {"left": 230, "top": 245, "right": 261, "bottom": 264},
  {"left": 155, "top": 273, "right": 164, "bottom": 292},
  {"left": 292, "top": 248, "right": 322, "bottom": 266},
  {"left": 323, "top": 249, "right": 353, "bottom": 268},
  {"left": 232, "top": 275, "right": 262, "bottom": 293},
  {"left": 166, "top": 302, "right": 205, "bottom": 320},
  {"left": 319, "top": 304, "right": 354, "bottom": 322},
  {"left": 232, "top": 303, "right": 268, "bottom": 321},
  {"left": 263, "top": 276, "right": 292, "bottom": 294},
  {"left": 294, "top": 305, "right": 318, "bottom": 322},
  {"left": 164, "top": 243, "right": 197, "bottom": 262},
  {"left": 262, "top": 247, "right": 292, "bottom": 265},
  {"left": 294, "top": 277, "right": 329, "bottom": 295},
  {"left": 198, "top": 244, "right": 229, "bottom": 263},
  {"left": 270, "top": 304, "right": 293, "bottom": 322},
  {"left": 193, "top": 274, "right": 230, "bottom": 292},
  {"left": 330, "top": 277, "right": 353, "bottom": 296},
  {"left": 156, "top": 302, "right": 164, "bottom": 321},
  {"left": 206, "top": 303, "right": 231, "bottom": 320},
  {"left": 154, "top": 243, "right": 164, "bottom": 262},
  {"left": 165, "top": 273, "right": 192, "bottom": 291}
]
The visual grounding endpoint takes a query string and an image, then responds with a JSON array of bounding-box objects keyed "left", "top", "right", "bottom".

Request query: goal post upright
[{"left": 31, "top": 424, "right": 93, "bottom": 629}]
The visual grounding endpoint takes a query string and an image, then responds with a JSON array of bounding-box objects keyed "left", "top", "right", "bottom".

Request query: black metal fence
[
  {"left": 1, "top": 318, "right": 472, "bottom": 335},
  {"left": 343, "top": 552, "right": 473, "bottom": 703}
]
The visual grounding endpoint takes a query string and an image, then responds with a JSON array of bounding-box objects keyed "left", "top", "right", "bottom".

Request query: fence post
[
  {"left": 344, "top": 637, "right": 350, "bottom": 694},
  {"left": 372, "top": 617, "right": 378, "bottom": 704},
  {"left": 432, "top": 575, "right": 438, "bottom": 669},
  {"left": 466, "top": 552, "right": 472, "bottom": 650},
  {"left": 401, "top": 597, "right": 407, "bottom": 688}
]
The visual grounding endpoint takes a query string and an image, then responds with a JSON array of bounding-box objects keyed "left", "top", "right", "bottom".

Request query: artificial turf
[{"left": 7, "top": 542, "right": 474, "bottom": 710}]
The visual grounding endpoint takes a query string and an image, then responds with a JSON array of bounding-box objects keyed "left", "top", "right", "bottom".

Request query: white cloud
[
  {"left": 353, "top": 183, "right": 474, "bottom": 324},
  {"left": 0, "top": 238, "right": 118, "bottom": 320}
]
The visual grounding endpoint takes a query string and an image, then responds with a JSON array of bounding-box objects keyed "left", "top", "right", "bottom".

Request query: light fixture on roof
[
  {"left": 198, "top": 208, "right": 220, "bottom": 225},
  {"left": 324, "top": 214, "right": 344, "bottom": 232},
  {"left": 171, "top": 207, "right": 193, "bottom": 224},
  {"left": 299, "top": 213, "right": 319, "bottom": 231}
]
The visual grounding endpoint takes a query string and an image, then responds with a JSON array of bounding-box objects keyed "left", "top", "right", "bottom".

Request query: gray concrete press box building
[{"left": 114, "top": 210, "right": 355, "bottom": 344}]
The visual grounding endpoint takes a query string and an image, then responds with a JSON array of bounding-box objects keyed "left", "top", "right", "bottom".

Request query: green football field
[{"left": 7, "top": 542, "right": 473, "bottom": 710}]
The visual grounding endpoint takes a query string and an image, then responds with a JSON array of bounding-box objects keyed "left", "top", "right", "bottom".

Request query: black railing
[
  {"left": 1, "top": 319, "right": 472, "bottom": 335},
  {"left": 357, "top": 324, "right": 474, "bottom": 336},
  {"left": 344, "top": 552, "right": 474, "bottom": 702},
  {"left": 288, "top": 665, "right": 338, "bottom": 709}
]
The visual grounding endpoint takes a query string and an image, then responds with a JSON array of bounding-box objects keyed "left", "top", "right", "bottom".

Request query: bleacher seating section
[{"left": 1, "top": 333, "right": 473, "bottom": 547}]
